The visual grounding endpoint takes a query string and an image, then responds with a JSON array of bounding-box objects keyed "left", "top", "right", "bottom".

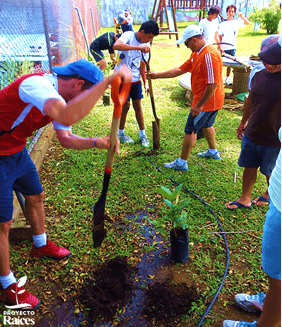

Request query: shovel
[
  {"left": 92, "top": 76, "right": 131, "bottom": 248},
  {"left": 142, "top": 52, "right": 161, "bottom": 150},
  {"left": 222, "top": 52, "right": 251, "bottom": 70}
]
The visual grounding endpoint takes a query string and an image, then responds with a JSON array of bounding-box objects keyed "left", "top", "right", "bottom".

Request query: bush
[{"left": 249, "top": 0, "right": 281, "bottom": 34}]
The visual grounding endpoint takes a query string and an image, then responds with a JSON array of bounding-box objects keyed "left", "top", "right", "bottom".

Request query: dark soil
[
  {"left": 79, "top": 256, "right": 137, "bottom": 323},
  {"left": 142, "top": 279, "right": 200, "bottom": 324}
]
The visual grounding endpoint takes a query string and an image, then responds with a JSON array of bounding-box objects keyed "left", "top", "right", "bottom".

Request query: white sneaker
[
  {"left": 225, "top": 77, "right": 232, "bottom": 85},
  {"left": 139, "top": 135, "right": 149, "bottom": 147}
]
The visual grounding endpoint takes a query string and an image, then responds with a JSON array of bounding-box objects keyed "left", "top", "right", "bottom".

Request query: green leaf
[
  {"left": 164, "top": 198, "right": 173, "bottom": 209},
  {"left": 158, "top": 186, "right": 172, "bottom": 200},
  {"left": 171, "top": 184, "right": 183, "bottom": 200}
]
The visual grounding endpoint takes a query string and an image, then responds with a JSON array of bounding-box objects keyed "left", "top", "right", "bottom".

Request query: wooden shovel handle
[
  {"left": 104, "top": 76, "right": 131, "bottom": 173},
  {"left": 222, "top": 53, "right": 251, "bottom": 68}
]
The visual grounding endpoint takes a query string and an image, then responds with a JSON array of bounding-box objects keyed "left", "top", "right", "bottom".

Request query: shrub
[{"left": 249, "top": 0, "right": 281, "bottom": 34}]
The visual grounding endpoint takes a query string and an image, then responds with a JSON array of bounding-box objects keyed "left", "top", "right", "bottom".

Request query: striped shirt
[{"left": 179, "top": 44, "right": 224, "bottom": 111}]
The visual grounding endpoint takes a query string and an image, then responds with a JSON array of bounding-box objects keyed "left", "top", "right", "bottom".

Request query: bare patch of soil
[
  {"left": 142, "top": 279, "right": 200, "bottom": 324},
  {"left": 79, "top": 257, "right": 137, "bottom": 324}
]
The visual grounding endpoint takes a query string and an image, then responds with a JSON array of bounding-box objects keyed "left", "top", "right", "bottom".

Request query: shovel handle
[
  {"left": 142, "top": 52, "right": 159, "bottom": 121},
  {"left": 104, "top": 76, "right": 131, "bottom": 173},
  {"left": 222, "top": 53, "right": 251, "bottom": 69}
]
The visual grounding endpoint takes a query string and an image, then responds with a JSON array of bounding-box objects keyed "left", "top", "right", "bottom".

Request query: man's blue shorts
[
  {"left": 126, "top": 81, "right": 143, "bottom": 102},
  {"left": 0, "top": 147, "right": 43, "bottom": 222},
  {"left": 238, "top": 135, "right": 280, "bottom": 176},
  {"left": 90, "top": 48, "right": 104, "bottom": 62},
  {"left": 184, "top": 110, "right": 218, "bottom": 134},
  {"left": 262, "top": 199, "right": 281, "bottom": 280}
]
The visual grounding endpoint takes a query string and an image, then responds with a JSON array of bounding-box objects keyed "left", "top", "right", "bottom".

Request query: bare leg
[
  {"left": 227, "top": 67, "right": 231, "bottom": 77},
  {"left": 132, "top": 99, "right": 145, "bottom": 131},
  {"left": 97, "top": 59, "right": 107, "bottom": 71},
  {"left": 0, "top": 221, "right": 12, "bottom": 276},
  {"left": 225, "top": 167, "right": 257, "bottom": 209},
  {"left": 119, "top": 101, "right": 130, "bottom": 130},
  {"left": 24, "top": 192, "right": 45, "bottom": 235},
  {"left": 253, "top": 175, "right": 270, "bottom": 207},
  {"left": 202, "top": 127, "right": 216, "bottom": 150},
  {"left": 180, "top": 132, "right": 197, "bottom": 161},
  {"left": 257, "top": 276, "right": 281, "bottom": 327}
]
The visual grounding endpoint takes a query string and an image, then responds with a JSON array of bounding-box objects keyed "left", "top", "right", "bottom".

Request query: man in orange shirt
[{"left": 149, "top": 25, "right": 224, "bottom": 170}]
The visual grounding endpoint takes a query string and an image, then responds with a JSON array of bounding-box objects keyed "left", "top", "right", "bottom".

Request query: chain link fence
[{"left": 0, "top": 0, "right": 100, "bottom": 149}]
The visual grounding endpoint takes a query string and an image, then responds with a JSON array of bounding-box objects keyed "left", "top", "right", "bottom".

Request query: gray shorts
[{"left": 238, "top": 135, "right": 280, "bottom": 176}]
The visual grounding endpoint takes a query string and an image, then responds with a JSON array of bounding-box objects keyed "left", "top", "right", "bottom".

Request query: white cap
[{"left": 176, "top": 25, "right": 203, "bottom": 44}]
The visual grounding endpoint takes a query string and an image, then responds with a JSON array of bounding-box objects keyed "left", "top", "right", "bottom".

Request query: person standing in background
[
  {"left": 218, "top": 4, "right": 250, "bottom": 85},
  {"left": 199, "top": 6, "right": 221, "bottom": 45}
]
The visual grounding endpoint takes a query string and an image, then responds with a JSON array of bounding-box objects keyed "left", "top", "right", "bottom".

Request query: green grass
[{"left": 5, "top": 22, "right": 272, "bottom": 326}]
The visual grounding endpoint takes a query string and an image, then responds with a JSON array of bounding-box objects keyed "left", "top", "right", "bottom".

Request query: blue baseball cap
[{"left": 52, "top": 59, "right": 104, "bottom": 84}]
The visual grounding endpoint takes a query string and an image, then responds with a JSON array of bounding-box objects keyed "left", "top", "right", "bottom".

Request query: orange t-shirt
[{"left": 179, "top": 44, "right": 224, "bottom": 112}]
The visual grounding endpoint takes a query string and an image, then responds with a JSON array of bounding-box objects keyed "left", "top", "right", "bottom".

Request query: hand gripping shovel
[
  {"left": 142, "top": 52, "right": 161, "bottom": 150},
  {"left": 92, "top": 76, "right": 131, "bottom": 248}
]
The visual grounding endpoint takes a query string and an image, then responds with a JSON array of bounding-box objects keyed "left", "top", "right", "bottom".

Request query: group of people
[
  {"left": 199, "top": 4, "right": 250, "bottom": 85},
  {"left": 0, "top": 4, "right": 280, "bottom": 327}
]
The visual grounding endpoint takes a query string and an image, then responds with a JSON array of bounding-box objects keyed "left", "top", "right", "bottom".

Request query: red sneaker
[
  {"left": 0, "top": 282, "right": 40, "bottom": 310},
  {"left": 30, "top": 239, "right": 71, "bottom": 260}
]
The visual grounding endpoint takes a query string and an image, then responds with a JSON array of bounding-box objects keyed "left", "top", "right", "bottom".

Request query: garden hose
[{"left": 134, "top": 120, "right": 230, "bottom": 326}]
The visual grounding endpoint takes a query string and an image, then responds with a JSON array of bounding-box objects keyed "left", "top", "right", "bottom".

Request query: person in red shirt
[
  {"left": 149, "top": 25, "right": 224, "bottom": 171},
  {"left": 0, "top": 59, "right": 132, "bottom": 310}
]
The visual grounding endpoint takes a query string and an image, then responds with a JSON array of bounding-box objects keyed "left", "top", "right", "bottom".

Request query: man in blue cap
[{"left": 0, "top": 59, "right": 132, "bottom": 309}]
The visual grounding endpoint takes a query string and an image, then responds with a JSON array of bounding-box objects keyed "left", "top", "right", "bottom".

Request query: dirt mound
[
  {"left": 142, "top": 279, "right": 200, "bottom": 324},
  {"left": 79, "top": 256, "right": 137, "bottom": 323}
]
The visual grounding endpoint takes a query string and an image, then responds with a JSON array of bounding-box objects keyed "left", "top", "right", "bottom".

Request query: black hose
[{"left": 144, "top": 151, "right": 230, "bottom": 327}]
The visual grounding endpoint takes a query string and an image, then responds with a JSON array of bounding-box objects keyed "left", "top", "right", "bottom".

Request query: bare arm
[
  {"left": 149, "top": 67, "right": 185, "bottom": 79},
  {"left": 237, "top": 92, "right": 252, "bottom": 139},
  {"left": 191, "top": 83, "right": 218, "bottom": 116},
  {"left": 43, "top": 65, "right": 132, "bottom": 126},
  {"left": 238, "top": 12, "right": 250, "bottom": 25},
  {"left": 56, "top": 130, "right": 120, "bottom": 153},
  {"left": 113, "top": 39, "right": 150, "bottom": 53},
  {"left": 140, "top": 61, "right": 146, "bottom": 85}
]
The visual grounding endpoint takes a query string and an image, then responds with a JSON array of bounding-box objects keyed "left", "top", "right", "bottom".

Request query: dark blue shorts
[
  {"left": 0, "top": 147, "right": 43, "bottom": 222},
  {"left": 184, "top": 110, "right": 218, "bottom": 134},
  {"left": 224, "top": 49, "right": 236, "bottom": 57},
  {"left": 126, "top": 81, "right": 143, "bottom": 102},
  {"left": 238, "top": 135, "right": 280, "bottom": 176},
  {"left": 90, "top": 48, "right": 104, "bottom": 62}
]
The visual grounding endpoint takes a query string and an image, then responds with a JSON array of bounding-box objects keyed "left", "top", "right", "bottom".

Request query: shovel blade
[
  {"left": 92, "top": 196, "right": 106, "bottom": 248},
  {"left": 152, "top": 119, "right": 161, "bottom": 150}
]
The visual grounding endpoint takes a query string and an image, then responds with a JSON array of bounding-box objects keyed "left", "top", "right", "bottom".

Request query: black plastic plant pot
[{"left": 170, "top": 228, "right": 189, "bottom": 264}]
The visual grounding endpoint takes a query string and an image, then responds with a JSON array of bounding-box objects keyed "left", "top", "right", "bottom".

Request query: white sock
[
  {"left": 32, "top": 232, "right": 47, "bottom": 248},
  {"left": 208, "top": 148, "right": 217, "bottom": 155},
  {"left": 139, "top": 129, "right": 146, "bottom": 137},
  {"left": 0, "top": 271, "right": 17, "bottom": 290},
  {"left": 177, "top": 158, "right": 187, "bottom": 165},
  {"left": 118, "top": 129, "right": 125, "bottom": 137}
]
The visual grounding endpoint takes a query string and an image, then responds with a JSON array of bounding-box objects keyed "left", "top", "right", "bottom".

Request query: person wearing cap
[
  {"left": 198, "top": 5, "right": 221, "bottom": 45},
  {"left": 225, "top": 38, "right": 281, "bottom": 211},
  {"left": 90, "top": 31, "right": 122, "bottom": 71},
  {"left": 149, "top": 24, "right": 224, "bottom": 171},
  {"left": 218, "top": 4, "right": 250, "bottom": 85},
  {"left": 0, "top": 59, "right": 132, "bottom": 309},
  {"left": 117, "top": 9, "right": 134, "bottom": 33},
  {"left": 113, "top": 19, "right": 159, "bottom": 147}
]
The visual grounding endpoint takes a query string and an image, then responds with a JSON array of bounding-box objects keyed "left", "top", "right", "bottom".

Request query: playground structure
[{"left": 152, "top": 0, "right": 219, "bottom": 46}]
